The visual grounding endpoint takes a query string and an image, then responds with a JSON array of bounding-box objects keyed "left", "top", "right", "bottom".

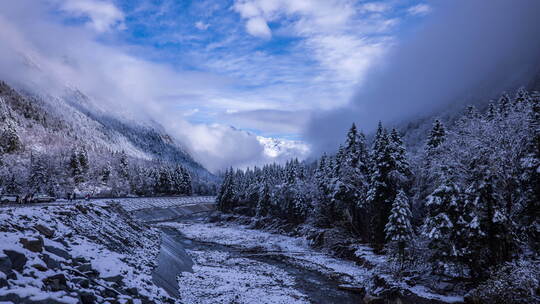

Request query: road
[{"left": 0, "top": 196, "right": 216, "bottom": 210}]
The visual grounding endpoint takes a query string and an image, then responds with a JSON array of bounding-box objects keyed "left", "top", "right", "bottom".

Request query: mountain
[{"left": 0, "top": 80, "right": 217, "bottom": 196}]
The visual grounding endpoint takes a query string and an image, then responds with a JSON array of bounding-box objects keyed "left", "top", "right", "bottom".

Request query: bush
[{"left": 465, "top": 259, "right": 540, "bottom": 304}]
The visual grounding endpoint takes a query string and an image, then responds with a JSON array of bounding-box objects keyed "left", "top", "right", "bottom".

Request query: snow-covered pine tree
[
  {"left": 256, "top": 173, "right": 272, "bottom": 217},
  {"left": 0, "top": 123, "right": 22, "bottom": 154},
  {"left": 426, "top": 120, "right": 446, "bottom": 154},
  {"left": 217, "top": 168, "right": 235, "bottom": 213},
  {"left": 423, "top": 171, "right": 462, "bottom": 274},
  {"left": 385, "top": 189, "right": 413, "bottom": 262},
  {"left": 78, "top": 147, "right": 89, "bottom": 173},
  {"left": 464, "top": 167, "right": 514, "bottom": 275},
  {"left": 118, "top": 151, "right": 129, "bottom": 180},
  {"left": 367, "top": 123, "right": 396, "bottom": 246},
  {"left": 69, "top": 149, "right": 85, "bottom": 184}
]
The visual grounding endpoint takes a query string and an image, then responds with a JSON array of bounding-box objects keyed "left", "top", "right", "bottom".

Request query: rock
[
  {"left": 35, "top": 224, "right": 55, "bottom": 238},
  {"left": 434, "top": 281, "right": 455, "bottom": 292},
  {"left": 102, "top": 274, "right": 123, "bottom": 284},
  {"left": 77, "top": 263, "right": 93, "bottom": 273},
  {"left": 73, "top": 257, "right": 90, "bottom": 265},
  {"left": 0, "top": 277, "right": 8, "bottom": 288},
  {"left": 44, "top": 245, "right": 71, "bottom": 260},
  {"left": 337, "top": 284, "right": 365, "bottom": 294},
  {"left": 76, "top": 278, "right": 90, "bottom": 289},
  {"left": 42, "top": 254, "right": 61, "bottom": 270},
  {"left": 0, "top": 254, "right": 12, "bottom": 274},
  {"left": 43, "top": 273, "right": 68, "bottom": 291},
  {"left": 79, "top": 291, "right": 97, "bottom": 304},
  {"left": 125, "top": 287, "right": 139, "bottom": 296},
  {"left": 20, "top": 236, "right": 44, "bottom": 253},
  {"left": 363, "top": 293, "right": 385, "bottom": 304},
  {"left": 4, "top": 250, "right": 27, "bottom": 272},
  {"left": 31, "top": 263, "right": 48, "bottom": 271}
]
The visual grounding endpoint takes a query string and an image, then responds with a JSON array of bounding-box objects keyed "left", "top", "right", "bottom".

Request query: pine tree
[
  {"left": 0, "top": 123, "right": 22, "bottom": 154},
  {"left": 101, "top": 162, "right": 111, "bottom": 183},
  {"left": 367, "top": 123, "right": 395, "bottom": 246},
  {"left": 118, "top": 151, "right": 129, "bottom": 180},
  {"left": 77, "top": 147, "right": 89, "bottom": 173},
  {"left": 423, "top": 171, "right": 463, "bottom": 273},
  {"left": 69, "top": 149, "right": 83, "bottom": 183},
  {"left": 217, "top": 169, "right": 235, "bottom": 213},
  {"left": 385, "top": 190, "right": 413, "bottom": 262},
  {"left": 256, "top": 176, "right": 272, "bottom": 217},
  {"left": 426, "top": 120, "right": 446, "bottom": 153}
]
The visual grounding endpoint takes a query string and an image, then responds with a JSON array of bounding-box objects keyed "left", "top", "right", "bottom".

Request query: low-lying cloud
[
  {"left": 305, "top": 0, "right": 540, "bottom": 154},
  {"left": 0, "top": 0, "right": 281, "bottom": 172}
]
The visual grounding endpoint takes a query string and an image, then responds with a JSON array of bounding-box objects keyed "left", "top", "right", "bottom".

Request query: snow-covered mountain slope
[
  {"left": 0, "top": 80, "right": 214, "bottom": 181},
  {"left": 256, "top": 136, "right": 310, "bottom": 160}
]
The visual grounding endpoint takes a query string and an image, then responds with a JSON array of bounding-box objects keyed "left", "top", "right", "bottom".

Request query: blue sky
[
  {"left": 51, "top": 0, "right": 431, "bottom": 139},
  {"left": 0, "top": 0, "right": 432, "bottom": 170}
]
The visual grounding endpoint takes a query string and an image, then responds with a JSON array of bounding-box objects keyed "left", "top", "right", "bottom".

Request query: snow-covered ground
[
  {"left": 162, "top": 220, "right": 465, "bottom": 304},
  {"left": 111, "top": 196, "right": 215, "bottom": 212},
  {"left": 163, "top": 222, "right": 370, "bottom": 285},
  {"left": 0, "top": 202, "right": 173, "bottom": 303}
]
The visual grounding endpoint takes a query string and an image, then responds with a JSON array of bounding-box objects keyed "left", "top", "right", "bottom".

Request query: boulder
[
  {"left": 42, "top": 254, "right": 61, "bottom": 270},
  {"left": 363, "top": 293, "right": 385, "bottom": 304},
  {"left": 31, "top": 263, "right": 48, "bottom": 272},
  {"left": 0, "top": 254, "right": 12, "bottom": 274},
  {"left": 78, "top": 291, "right": 97, "bottom": 304},
  {"left": 20, "top": 236, "right": 44, "bottom": 253},
  {"left": 0, "top": 277, "right": 8, "bottom": 288},
  {"left": 76, "top": 263, "right": 93, "bottom": 273},
  {"left": 43, "top": 273, "right": 68, "bottom": 291},
  {"left": 35, "top": 224, "right": 55, "bottom": 238},
  {"left": 44, "top": 245, "right": 71, "bottom": 260},
  {"left": 4, "top": 250, "right": 27, "bottom": 272},
  {"left": 102, "top": 274, "right": 123, "bottom": 284}
]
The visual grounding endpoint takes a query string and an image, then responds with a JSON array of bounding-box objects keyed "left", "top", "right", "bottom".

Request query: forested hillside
[
  {"left": 216, "top": 88, "right": 540, "bottom": 302},
  {"left": 0, "top": 81, "right": 217, "bottom": 197}
]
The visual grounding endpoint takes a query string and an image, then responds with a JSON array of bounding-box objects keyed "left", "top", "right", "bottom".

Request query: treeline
[
  {"left": 0, "top": 144, "right": 196, "bottom": 197},
  {"left": 217, "top": 88, "right": 539, "bottom": 279}
]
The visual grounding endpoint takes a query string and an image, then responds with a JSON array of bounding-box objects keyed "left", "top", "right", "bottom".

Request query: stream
[{"left": 136, "top": 208, "right": 364, "bottom": 303}]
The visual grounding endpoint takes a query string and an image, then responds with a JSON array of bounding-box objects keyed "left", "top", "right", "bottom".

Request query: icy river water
[{"left": 138, "top": 207, "right": 365, "bottom": 304}]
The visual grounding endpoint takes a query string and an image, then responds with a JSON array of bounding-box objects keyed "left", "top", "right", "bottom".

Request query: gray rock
[
  {"left": 20, "top": 236, "right": 44, "bottom": 253},
  {"left": 77, "top": 263, "right": 93, "bottom": 273},
  {"left": 0, "top": 254, "right": 12, "bottom": 274},
  {"left": 79, "top": 291, "right": 97, "bottom": 304},
  {"left": 44, "top": 245, "right": 71, "bottom": 260},
  {"left": 43, "top": 273, "right": 68, "bottom": 291},
  {"left": 102, "top": 274, "right": 123, "bottom": 284},
  {"left": 42, "top": 254, "right": 61, "bottom": 270},
  {"left": 0, "top": 278, "right": 8, "bottom": 288},
  {"left": 363, "top": 293, "right": 385, "bottom": 304},
  {"left": 35, "top": 224, "right": 55, "bottom": 238},
  {"left": 4, "top": 250, "right": 27, "bottom": 272}
]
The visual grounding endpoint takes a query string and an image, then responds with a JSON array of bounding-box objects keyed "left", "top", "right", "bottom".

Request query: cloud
[
  {"left": 55, "top": 0, "right": 125, "bottom": 32},
  {"left": 407, "top": 4, "right": 431, "bottom": 16},
  {"left": 361, "top": 2, "right": 391, "bottom": 13},
  {"left": 0, "top": 0, "right": 290, "bottom": 172},
  {"left": 195, "top": 21, "right": 210, "bottom": 30},
  {"left": 221, "top": 109, "right": 311, "bottom": 135},
  {"left": 305, "top": 0, "right": 540, "bottom": 155},
  {"left": 245, "top": 17, "right": 271, "bottom": 38}
]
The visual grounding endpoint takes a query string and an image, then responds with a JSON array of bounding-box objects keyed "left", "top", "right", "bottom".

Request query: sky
[{"left": 0, "top": 0, "right": 537, "bottom": 172}]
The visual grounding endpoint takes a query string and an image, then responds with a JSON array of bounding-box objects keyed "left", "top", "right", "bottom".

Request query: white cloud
[
  {"left": 0, "top": 0, "right": 307, "bottom": 172},
  {"left": 56, "top": 0, "right": 125, "bottom": 32},
  {"left": 407, "top": 4, "right": 431, "bottom": 16},
  {"left": 245, "top": 17, "right": 271, "bottom": 38},
  {"left": 195, "top": 21, "right": 210, "bottom": 30},
  {"left": 231, "top": 0, "right": 395, "bottom": 90},
  {"left": 360, "top": 2, "right": 390, "bottom": 13}
]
